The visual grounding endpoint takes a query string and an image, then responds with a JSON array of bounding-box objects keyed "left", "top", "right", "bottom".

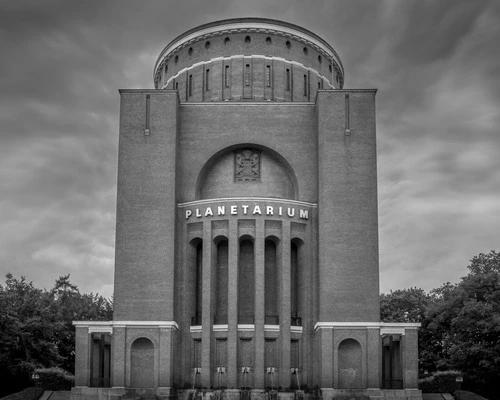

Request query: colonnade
[{"left": 186, "top": 218, "right": 306, "bottom": 389}]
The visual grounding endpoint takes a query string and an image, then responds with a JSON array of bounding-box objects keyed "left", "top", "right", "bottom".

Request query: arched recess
[
  {"left": 214, "top": 235, "right": 228, "bottom": 324},
  {"left": 291, "top": 238, "right": 304, "bottom": 325},
  {"left": 195, "top": 144, "right": 299, "bottom": 200},
  {"left": 238, "top": 235, "right": 255, "bottom": 324},
  {"left": 130, "top": 338, "right": 155, "bottom": 388},
  {"left": 265, "top": 235, "right": 280, "bottom": 325},
  {"left": 188, "top": 238, "right": 203, "bottom": 325},
  {"left": 338, "top": 339, "right": 363, "bottom": 389}
]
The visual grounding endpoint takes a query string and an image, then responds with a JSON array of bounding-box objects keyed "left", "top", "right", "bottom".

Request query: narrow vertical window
[
  {"left": 303, "top": 74, "right": 308, "bottom": 96},
  {"left": 224, "top": 65, "right": 230, "bottom": 87},
  {"left": 266, "top": 65, "right": 271, "bottom": 87},
  {"left": 286, "top": 68, "right": 291, "bottom": 91},
  {"left": 205, "top": 69, "right": 210, "bottom": 91},
  {"left": 188, "top": 74, "right": 193, "bottom": 97},
  {"left": 245, "top": 64, "right": 250, "bottom": 86}
]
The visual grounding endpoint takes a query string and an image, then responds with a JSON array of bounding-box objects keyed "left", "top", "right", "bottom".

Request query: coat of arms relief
[{"left": 234, "top": 149, "right": 260, "bottom": 182}]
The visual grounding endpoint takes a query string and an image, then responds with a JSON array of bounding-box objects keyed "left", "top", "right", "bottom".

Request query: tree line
[
  {"left": 1, "top": 251, "right": 498, "bottom": 398},
  {"left": 381, "top": 250, "right": 500, "bottom": 399},
  {"left": 0, "top": 274, "right": 112, "bottom": 397}
]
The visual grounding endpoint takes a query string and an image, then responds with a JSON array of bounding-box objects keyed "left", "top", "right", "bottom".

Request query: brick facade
[{"left": 72, "top": 18, "right": 421, "bottom": 400}]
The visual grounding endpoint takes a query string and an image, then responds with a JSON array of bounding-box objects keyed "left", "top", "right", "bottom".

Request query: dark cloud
[{"left": 1, "top": 0, "right": 499, "bottom": 297}]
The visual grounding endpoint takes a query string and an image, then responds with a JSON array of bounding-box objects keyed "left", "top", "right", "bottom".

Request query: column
[
  {"left": 111, "top": 326, "right": 126, "bottom": 388},
  {"left": 74, "top": 326, "right": 90, "bottom": 386},
  {"left": 201, "top": 222, "right": 213, "bottom": 387},
  {"left": 367, "top": 328, "right": 380, "bottom": 388},
  {"left": 280, "top": 220, "right": 291, "bottom": 387},
  {"left": 254, "top": 219, "right": 265, "bottom": 388},
  {"left": 159, "top": 325, "right": 175, "bottom": 387},
  {"left": 227, "top": 220, "right": 239, "bottom": 387},
  {"left": 403, "top": 329, "right": 419, "bottom": 388},
  {"left": 318, "top": 328, "right": 333, "bottom": 388}
]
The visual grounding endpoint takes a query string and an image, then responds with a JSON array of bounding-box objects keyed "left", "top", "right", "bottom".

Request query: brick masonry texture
[{"left": 72, "top": 19, "right": 420, "bottom": 399}]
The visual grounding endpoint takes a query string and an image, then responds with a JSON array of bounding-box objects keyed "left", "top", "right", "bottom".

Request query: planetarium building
[{"left": 72, "top": 18, "right": 421, "bottom": 400}]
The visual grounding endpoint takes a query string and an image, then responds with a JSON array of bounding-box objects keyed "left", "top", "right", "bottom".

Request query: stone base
[
  {"left": 320, "top": 388, "right": 423, "bottom": 400},
  {"left": 71, "top": 386, "right": 177, "bottom": 400}
]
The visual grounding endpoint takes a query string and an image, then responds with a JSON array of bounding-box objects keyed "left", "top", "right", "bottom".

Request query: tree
[
  {"left": 426, "top": 251, "right": 500, "bottom": 398},
  {"left": 0, "top": 273, "right": 113, "bottom": 396}
]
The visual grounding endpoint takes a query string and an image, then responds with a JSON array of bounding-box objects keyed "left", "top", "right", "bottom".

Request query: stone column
[
  {"left": 159, "top": 325, "right": 176, "bottom": 387},
  {"left": 111, "top": 325, "right": 126, "bottom": 388},
  {"left": 280, "top": 220, "right": 291, "bottom": 387},
  {"left": 403, "top": 329, "right": 419, "bottom": 388},
  {"left": 317, "top": 327, "right": 333, "bottom": 388},
  {"left": 254, "top": 219, "right": 265, "bottom": 388},
  {"left": 227, "top": 219, "right": 239, "bottom": 387},
  {"left": 74, "top": 326, "right": 90, "bottom": 387},
  {"left": 201, "top": 222, "right": 213, "bottom": 387},
  {"left": 367, "top": 328, "right": 380, "bottom": 388}
]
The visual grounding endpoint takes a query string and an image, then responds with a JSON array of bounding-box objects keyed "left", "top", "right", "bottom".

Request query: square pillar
[
  {"left": 316, "top": 327, "right": 333, "bottom": 387},
  {"left": 403, "top": 329, "right": 419, "bottom": 389},
  {"left": 74, "top": 326, "right": 90, "bottom": 387},
  {"left": 280, "top": 220, "right": 291, "bottom": 387},
  {"left": 367, "top": 328, "right": 380, "bottom": 388},
  {"left": 254, "top": 219, "right": 265, "bottom": 388},
  {"left": 159, "top": 325, "right": 177, "bottom": 387},
  {"left": 201, "top": 221, "right": 213, "bottom": 387},
  {"left": 227, "top": 219, "right": 239, "bottom": 387},
  {"left": 111, "top": 326, "right": 126, "bottom": 388}
]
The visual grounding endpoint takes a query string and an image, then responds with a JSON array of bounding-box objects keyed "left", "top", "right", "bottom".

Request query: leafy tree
[
  {"left": 380, "top": 287, "right": 430, "bottom": 323},
  {"left": 426, "top": 251, "right": 500, "bottom": 398},
  {"left": 0, "top": 273, "right": 112, "bottom": 397}
]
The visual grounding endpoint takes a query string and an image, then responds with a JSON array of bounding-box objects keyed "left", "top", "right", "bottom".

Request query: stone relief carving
[{"left": 235, "top": 149, "right": 260, "bottom": 182}]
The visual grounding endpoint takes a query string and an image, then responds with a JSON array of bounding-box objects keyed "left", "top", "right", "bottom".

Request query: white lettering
[
  {"left": 287, "top": 208, "right": 295, "bottom": 217},
  {"left": 186, "top": 210, "right": 192, "bottom": 219},
  {"left": 230, "top": 205, "right": 238, "bottom": 215},
  {"left": 253, "top": 205, "right": 262, "bottom": 215},
  {"left": 242, "top": 205, "right": 249, "bottom": 215},
  {"left": 266, "top": 206, "right": 274, "bottom": 215},
  {"left": 279, "top": 207, "right": 283, "bottom": 216},
  {"left": 299, "top": 209, "right": 309, "bottom": 220},
  {"left": 196, "top": 208, "right": 202, "bottom": 218},
  {"left": 218, "top": 206, "right": 225, "bottom": 216},
  {"left": 205, "top": 207, "right": 213, "bottom": 217}
]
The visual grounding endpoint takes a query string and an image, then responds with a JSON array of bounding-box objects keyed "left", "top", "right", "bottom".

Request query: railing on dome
[
  {"left": 291, "top": 316, "right": 302, "bottom": 326},
  {"left": 191, "top": 315, "right": 202, "bottom": 326}
]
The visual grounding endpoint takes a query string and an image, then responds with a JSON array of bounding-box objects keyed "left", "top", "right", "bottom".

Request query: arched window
[
  {"left": 265, "top": 238, "right": 279, "bottom": 324},
  {"left": 215, "top": 237, "right": 228, "bottom": 324},
  {"left": 238, "top": 238, "right": 254, "bottom": 324}
]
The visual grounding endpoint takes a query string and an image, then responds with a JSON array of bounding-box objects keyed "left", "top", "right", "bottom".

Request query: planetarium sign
[{"left": 184, "top": 202, "right": 310, "bottom": 220}]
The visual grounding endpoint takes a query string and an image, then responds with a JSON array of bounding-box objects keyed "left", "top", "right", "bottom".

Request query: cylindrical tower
[{"left": 153, "top": 18, "right": 344, "bottom": 102}]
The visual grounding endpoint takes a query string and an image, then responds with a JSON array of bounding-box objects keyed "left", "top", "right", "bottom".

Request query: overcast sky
[{"left": 1, "top": 0, "right": 499, "bottom": 299}]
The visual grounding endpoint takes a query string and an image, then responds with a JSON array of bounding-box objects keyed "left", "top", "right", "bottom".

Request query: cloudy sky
[{"left": 1, "top": 0, "right": 499, "bottom": 299}]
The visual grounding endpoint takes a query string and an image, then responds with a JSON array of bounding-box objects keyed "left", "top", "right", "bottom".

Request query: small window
[
  {"left": 286, "top": 68, "right": 291, "bottom": 91},
  {"left": 266, "top": 65, "right": 271, "bottom": 87},
  {"left": 188, "top": 74, "right": 193, "bottom": 97},
  {"left": 205, "top": 41, "right": 210, "bottom": 49},
  {"left": 318, "top": 81, "right": 321, "bottom": 89},
  {"left": 205, "top": 69, "right": 210, "bottom": 91},
  {"left": 224, "top": 65, "right": 230, "bottom": 88},
  {"left": 266, "top": 37, "right": 272, "bottom": 44},
  {"left": 286, "top": 40, "right": 291, "bottom": 49},
  {"left": 318, "top": 55, "right": 322, "bottom": 63},
  {"left": 336, "top": 75, "right": 339, "bottom": 83},
  {"left": 245, "top": 64, "right": 250, "bottom": 86},
  {"left": 188, "top": 47, "right": 193, "bottom": 56},
  {"left": 175, "top": 81, "right": 178, "bottom": 90},
  {"left": 303, "top": 47, "right": 308, "bottom": 55},
  {"left": 303, "top": 75, "right": 308, "bottom": 96},
  {"left": 329, "top": 65, "right": 332, "bottom": 73},
  {"left": 224, "top": 37, "right": 230, "bottom": 44},
  {"left": 174, "top": 55, "right": 178, "bottom": 64},
  {"left": 245, "top": 36, "right": 251, "bottom": 43}
]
